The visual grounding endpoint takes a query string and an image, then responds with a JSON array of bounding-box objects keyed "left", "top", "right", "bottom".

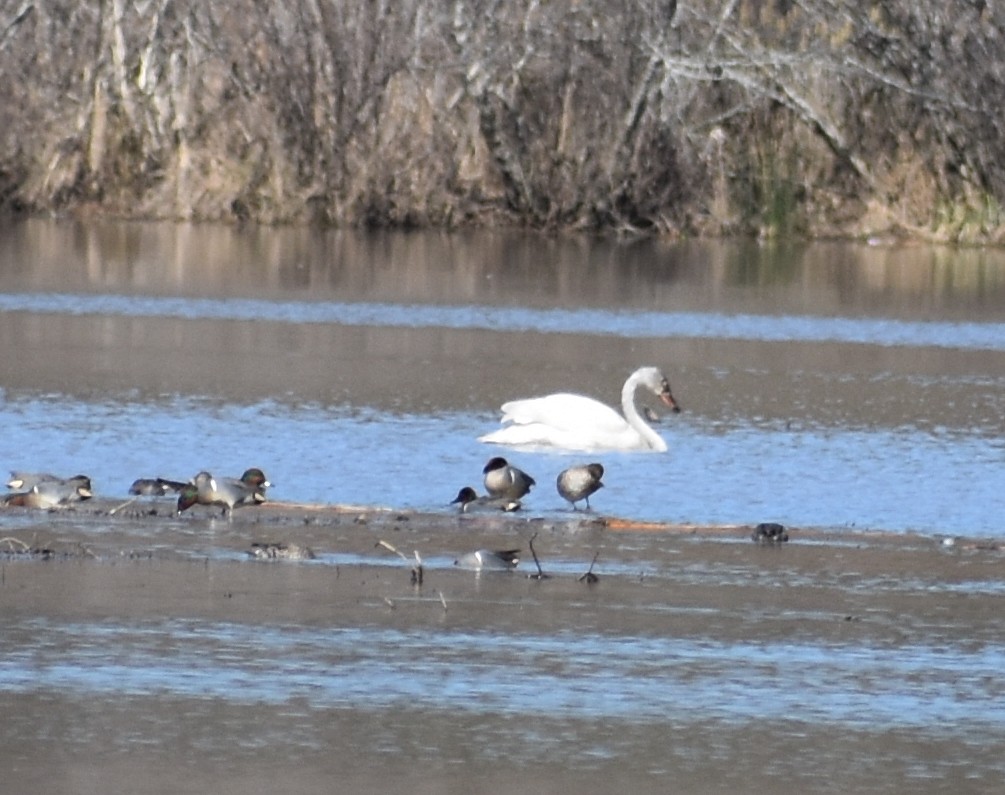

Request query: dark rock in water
[{"left": 752, "top": 523, "right": 789, "bottom": 544}]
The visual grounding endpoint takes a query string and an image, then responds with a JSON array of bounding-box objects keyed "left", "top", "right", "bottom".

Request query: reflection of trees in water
[{"left": 6, "top": 220, "right": 1005, "bottom": 317}]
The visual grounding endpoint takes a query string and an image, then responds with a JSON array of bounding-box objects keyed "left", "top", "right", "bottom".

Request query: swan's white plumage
[{"left": 478, "top": 367, "right": 677, "bottom": 452}]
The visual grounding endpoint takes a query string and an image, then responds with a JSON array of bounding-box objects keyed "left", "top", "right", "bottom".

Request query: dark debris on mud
[{"left": 0, "top": 536, "right": 95, "bottom": 561}]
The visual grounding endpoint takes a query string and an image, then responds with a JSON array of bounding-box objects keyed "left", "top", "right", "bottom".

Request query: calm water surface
[{"left": 3, "top": 220, "right": 1005, "bottom": 793}]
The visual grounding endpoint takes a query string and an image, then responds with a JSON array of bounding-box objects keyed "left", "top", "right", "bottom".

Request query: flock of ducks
[
  {"left": 1, "top": 458, "right": 602, "bottom": 518},
  {"left": 451, "top": 457, "right": 605, "bottom": 514},
  {"left": 1, "top": 468, "right": 273, "bottom": 516},
  {"left": 1, "top": 366, "right": 789, "bottom": 567},
  {"left": 0, "top": 462, "right": 608, "bottom": 572},
  {"left": 2, "top": 367, "right": 665, "bottom": 516}
]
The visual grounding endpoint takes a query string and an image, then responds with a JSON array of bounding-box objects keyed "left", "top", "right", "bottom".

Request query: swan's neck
[{"left": 622, "top": 374, "right": 667, "bottom": 451}]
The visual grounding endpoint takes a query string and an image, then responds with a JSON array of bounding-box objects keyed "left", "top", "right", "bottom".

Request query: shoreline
[
  {"left": 4, "top": 492, "right": 1004, "bottom": 795},
  {"left": 1, "top": 497, "right": 1000, "bottom": 556}
]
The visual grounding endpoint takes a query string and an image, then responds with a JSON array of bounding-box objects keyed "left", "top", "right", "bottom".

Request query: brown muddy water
[{"left": 2, "top": 219, "right": 1005, "bottom": 793}]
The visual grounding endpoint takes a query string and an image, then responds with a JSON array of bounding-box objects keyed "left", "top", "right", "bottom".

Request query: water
[
  {"left": 0, "top": 394, "right": 1001, "bottom": 534},
  {"left": 3, "top": 219, "right": 1005, "bottom": 793},
  {"left": 6, "top": 618, "right": 1003, "bottom": 728},
  {"left": 4, "top": 291, "right": 1005, "bottom": 349},
  {"left": 1, "top": 219, "right": 1004, "bottom": 535},
  {"left": 5, "top": 538, "right": 1005, "bottom": 792}
]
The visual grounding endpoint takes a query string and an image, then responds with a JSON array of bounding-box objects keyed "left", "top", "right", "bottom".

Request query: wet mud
[{"left": 3, "top": 500, "right": 1004, "bottom": 794}]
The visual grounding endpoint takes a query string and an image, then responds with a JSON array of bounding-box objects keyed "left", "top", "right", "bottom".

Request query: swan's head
[{"left": 637, "top": 367, "right": 681, "bottom": 413}]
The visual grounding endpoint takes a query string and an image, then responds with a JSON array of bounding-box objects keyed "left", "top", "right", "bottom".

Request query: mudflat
[{"left": 3, "top": 499, "right": 1004, "bottom": 794}]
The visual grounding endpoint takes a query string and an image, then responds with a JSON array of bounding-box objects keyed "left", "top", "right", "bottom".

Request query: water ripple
[
  {"left": 3, "top": 292, "right": 1005, "bottom": 350},
  {"left": 5, "top": 620, "right": 1004, "bottom": 730}
]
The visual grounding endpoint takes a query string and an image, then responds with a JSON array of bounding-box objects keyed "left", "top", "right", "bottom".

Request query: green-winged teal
[
  {"left": 201, "top": 470, "right": 267, "bottom": 512},
  {"left": 7, "top": 472, "right": 59, "bottom": 490},
  {"left": 129, "top": 478, "right": 187, "bottom": 496},
  {"left": 175, "top": 483, "right": 201, "bottom": 515},
  {"left": 7, "top": 472, "right": 92, "bottom": 493},
  {"left": 3, "top": 480, "right": 92, "bottom": 509},
  {"left": 233, "top": 468, "right": 271, "bottom": 494},
  {"left": 179, "top": 470, "right": 268, "bottom": 516}
]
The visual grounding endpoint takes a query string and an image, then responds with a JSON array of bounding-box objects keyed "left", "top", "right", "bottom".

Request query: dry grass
[{"left": 1, "top": 1, "right": 1003, "bottom": 241}]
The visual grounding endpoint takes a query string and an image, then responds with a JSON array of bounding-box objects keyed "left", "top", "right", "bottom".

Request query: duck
[
  {"left": 183, "top": 471, "right": 267, "bottom": 516},
  {"left": 556, "top": 463, "right": 605, "bottom": 510},
  {"left": 128, "top": 477, "right": 188, "bottom": 496},
  {"left": 478, "top": 366, "right": 680, "bottom": 452},
  {"left": 7, "top": 471, "right": 59, "bottom": 490},
  {"left": 450, "top": 486, "right": 522, "bottom": 513},
  {"left": 3, "top": 480, "right": 93, "bottom": 509},
  {"left": 7, "top": 472, "right": 92, "bottom": 493},
  {"left": 175, "top": 483, "right": 202, "bottom": 515},
  {"left": 232, "top": 468, "right": 271, "bottom": 495},
  {"left": 454, "top": 548, "right": 521, "bottom": 571},
  {"left": 752, "top": 523, "right": 789, "bottom": 544},
  {"left": 482, "top": 457, "right": 536, "bottom": 501}
]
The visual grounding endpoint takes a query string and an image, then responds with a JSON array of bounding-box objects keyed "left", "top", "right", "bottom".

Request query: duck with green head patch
[
  {"left": 182, "top": 470, "right": 267, "bottom": 517},
  {"left": 175, "top": 483, "right": 202, "bottom": 515}
]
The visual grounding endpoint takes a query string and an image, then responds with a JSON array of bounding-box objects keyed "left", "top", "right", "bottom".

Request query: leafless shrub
[{"left": 0, "top": 0, "right": 1002, "bottom": 240}]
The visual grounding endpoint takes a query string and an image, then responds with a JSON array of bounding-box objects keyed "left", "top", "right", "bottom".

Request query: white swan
[{"left": 478, "top": 366, "right": 680, "bottom": 452}]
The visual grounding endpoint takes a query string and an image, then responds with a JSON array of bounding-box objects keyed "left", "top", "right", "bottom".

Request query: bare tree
[{"left": 0, "top": 0, "right": 1003, "bottom": 240}]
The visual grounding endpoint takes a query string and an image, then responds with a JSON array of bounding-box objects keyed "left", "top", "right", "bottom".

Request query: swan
[
  {"left": 557, "top": 463, "right": 605, "bottom": 510},
  {"left": 478, "top": 366, "right": 680, "bottom": 452}
]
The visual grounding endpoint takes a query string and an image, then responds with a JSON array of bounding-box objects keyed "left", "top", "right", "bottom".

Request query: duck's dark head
[
  {"left": 176, "top": 484, "right": 200, "bottom": 514},
  {"left": 241, "top": 468, "right": 271, "bottom": 489},
  {"left": 451, "top": 486, "right": 478, "bottom": 505},
  {"left": 483, "top": 457, "right": 509, "bottom": 474}
]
